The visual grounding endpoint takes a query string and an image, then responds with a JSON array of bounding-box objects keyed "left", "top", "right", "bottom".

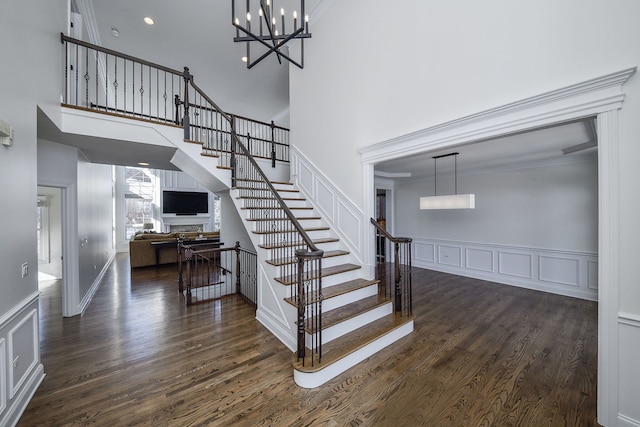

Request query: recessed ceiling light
[
  {"left": 111, "top": 28, "right": 120, "bottom": 37},
  {"left": 241, "top": 56, "right": 248, "bottom": 63},
  {"left": 138, "top": 162, "right": 150, "bottom": 166},
  {"left": 143, "top": 16, "right": 155, "bottom": 25}
]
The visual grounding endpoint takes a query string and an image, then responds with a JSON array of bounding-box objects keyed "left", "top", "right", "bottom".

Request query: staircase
[
  {"left": 58, "top": 33, "right": 415, "bottom": 389},
  {"left": 230, "top": 175, "right": 414, "bottom": 388}
]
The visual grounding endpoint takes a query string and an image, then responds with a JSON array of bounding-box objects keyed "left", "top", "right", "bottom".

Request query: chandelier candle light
[
  {"left": 419, "top": 152, "right": 476, "bottom": 210},
  {"left": 232, "top": 0, "right": 311, "bottom": 69}
]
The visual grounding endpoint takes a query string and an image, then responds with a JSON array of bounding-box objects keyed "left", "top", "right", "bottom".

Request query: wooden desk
[{"left": 150, "top": 238, "right": 222, "bottom": 267}]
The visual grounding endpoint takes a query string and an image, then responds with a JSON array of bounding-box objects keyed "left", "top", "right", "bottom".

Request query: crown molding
[{"left": 359, "top": 67, "right": 637, "bottom": 165}]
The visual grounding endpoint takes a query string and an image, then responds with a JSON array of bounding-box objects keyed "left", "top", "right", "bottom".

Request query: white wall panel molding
[
  {"left": 619, "top": 312, "right": 640, "bottom": 328},
  {"left": 0, "top": 292, "right": 39, "bottom": 330},
  {"left": 291, "top": 147, "right": 365, "bottom": 264},
  {"left": 413, "top": 238, "right": 598, "bottom": 301},
  {"left": 7, "top": 309, "right": 39, "bottom": 399},
  {"left": 0, "top": 338, "right": 5, "bottom": 416}
]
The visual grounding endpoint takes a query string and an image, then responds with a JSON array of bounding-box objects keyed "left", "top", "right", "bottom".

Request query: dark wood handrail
[
  {"left": 370, "top": 218, "right": 412, "bottom": 244},
  {"left": 233, "top": 134, "right": 320, "bottom": 253},
  {"left": 61, "top": 33, "right": 183, "bottom": 75}
]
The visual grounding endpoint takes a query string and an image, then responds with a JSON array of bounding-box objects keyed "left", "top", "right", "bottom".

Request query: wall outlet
[{"left": 21, "top": 262, "right": 28, "bottom": 278}]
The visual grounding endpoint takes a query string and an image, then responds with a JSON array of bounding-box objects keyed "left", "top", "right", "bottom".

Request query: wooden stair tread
[
  {"left": 284, "top": 278, "right": 378, "bottom": 305},
  {"left": 252, "top": 227, "right": 329, "bottom": 235},
  {"left": 304, "top": 295, "right": 391, "bottom": 334},
  {"left": 242, "top": 206, "right": 313, "bottom": 210},
  {"left": 266, "top": 250, "right": 349, "bottom": 266},
  {"left": 234, "top": 186, "right": 299, "bottom": 193},
  {"left": 200, "top": 152, "right": 220, "bottom": 158},
  {"left": 258, "top": 237, "right": 338, "bottom": 250},
  {"left": 293, "top": 313, "right": 415, "bottom": 373},
  {"left": 183, "top": 139, "right": 203, "bottom": 145},
  {"left": 238, "top": 196, "right": 306, "bottom": 201},
  {"left": 234, "top": 178, "right": 292, "bottom": 185},
  {"left": 275, "top": 263, "right": 361, "bottom": 286},
  {"left": 247, "top": 216, "right": 321, "bottom": 222}
]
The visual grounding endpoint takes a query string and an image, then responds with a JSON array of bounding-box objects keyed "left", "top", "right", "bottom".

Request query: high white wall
[
  {"left": 0, "top": 1, "right": 67, "bottom": 424},
  {"left": 76, "top": 155, "right": 114, "bottom": 299},
  {"left": 290, "top": 1, "right": 640, "bottom": 425},
  {"left": 395, "top": 158, "right": 598, "bottom": 252}
]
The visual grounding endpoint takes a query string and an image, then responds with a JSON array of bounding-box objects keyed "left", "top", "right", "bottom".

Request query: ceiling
[
  {"left": 41, "top": 1, "right": 598, "bottom": 176},
  {"left": 374, "top": 119, "right": 598, "bottom": 181}
]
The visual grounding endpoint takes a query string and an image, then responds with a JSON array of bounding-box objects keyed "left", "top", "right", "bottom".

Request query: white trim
[
  {"left": 619, "top": 414, "right": 640, "bottom": 427},
  {"left": 359, "top": 67, "right": 635, "bottom": 164},
  {"left": 0, "top": 292, "right": 40, "bottom": 330},
  {"left": 290, "top": 146, "right": 366, "bottom": 265},
  {"left": 414, "top": 238, "right": 598, "bottom": 301},
  {"left": 597, "top": 109, "right": 620, "bottom": 426},
  {"left": 619, "top": 312, "right": 640, "bottom": 328},
  {"left": 0, "top": 338, "right": 6, "bottom": 415},
  {"left": 7, "top": 309, "right": 39, "bottom": 399},
  {"left": 359, "top": 67, "right": 636, "bottom": 427},
  {"left": 77, "top": 252, "right": 115, "bottom": 314}
]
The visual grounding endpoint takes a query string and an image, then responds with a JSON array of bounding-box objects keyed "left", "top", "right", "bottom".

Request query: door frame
[{"left": 359, "top": 67, "right": 636, "bottom": 426}]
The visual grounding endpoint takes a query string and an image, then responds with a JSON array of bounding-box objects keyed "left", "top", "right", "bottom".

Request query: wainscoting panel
[
  {"left": 8, "top": 309, "right": 38, "bottom": 399},
  {"left": 618, "top": 313, "right": 640, "bottom": 426},
  {"left": 290, "top": 147, "right": 365, "bottom": 263},
  {"left": 465, "top": 248, "right": 494, "bottom": 273},
  {"left": 0, "top": 338, "right": 5, "bottom": 416},
  {"left": 316, "top": 179, "right": 335, "bottom": 222},
  {"left": 588, "top": 260, "right": 599, "bottom": 290},
  {"left": 539, "top": 255, "right": 580, "bottom": 287},
  {"left": 297, "top": 159, "right": 315, "bottom": 198},
  {"left": 438, "top": 245, "right": 462, "bottom": 267},
  {"left": 413, "top": 238, "right": 598, "bottom": 301},
  {"left": 415, "top": 242, "right": 435, "bottom": 263},
  {"left": 498, "top": 251, "right": 533, "bottom": 279},
  {"left": 0, "top": 295, "right": 44, "bottom": 427}
]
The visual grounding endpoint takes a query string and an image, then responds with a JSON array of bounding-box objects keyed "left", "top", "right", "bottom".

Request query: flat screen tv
[{"left": 162, "top": 191, "right": 208, "bottom": 215}]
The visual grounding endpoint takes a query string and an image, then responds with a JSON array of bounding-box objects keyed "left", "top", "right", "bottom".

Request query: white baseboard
[{"left": 78, "top": 251, "right": 116, "bottom": 314}]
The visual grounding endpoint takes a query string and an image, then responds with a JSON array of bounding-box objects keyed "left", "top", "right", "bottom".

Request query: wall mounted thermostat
[{"left": 0, "top": 118, "right": 14, "bottom": 147}]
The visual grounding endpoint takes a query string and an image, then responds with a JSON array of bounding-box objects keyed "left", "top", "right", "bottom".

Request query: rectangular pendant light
[{"left": 420, "top": 194, "right": 475, "bottom": 210}]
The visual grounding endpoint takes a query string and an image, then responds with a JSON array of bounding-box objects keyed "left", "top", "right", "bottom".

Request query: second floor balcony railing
[{"left": 60, "top": 33, "right": 289, "bottom": 166}]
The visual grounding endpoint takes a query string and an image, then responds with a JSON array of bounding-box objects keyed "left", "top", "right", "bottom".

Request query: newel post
[
  {"left": 394, "top": 241, "right": 401, "bottom": 313},
  {"left": 235, "top": 241, "right": 241, "bottom": 296},
  {"left": 182, "top": 67, "right": 192, "bottom": 141},
  {"left": 270, "top": 120, "right": 276, "bottom": 168}
]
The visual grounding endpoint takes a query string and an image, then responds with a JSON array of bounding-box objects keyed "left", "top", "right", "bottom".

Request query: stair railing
[
  {"left": 231, "top": 133, "right": 324, "bottom": 366},
  {"left": 59, "top": 33, "right": 289, "bottom": 164},
  {"left": 370, "top": 218, "right": 413, "bottom": 316},
  {"left": 178, "top": 240, "right": 257, "bottom": 307}
]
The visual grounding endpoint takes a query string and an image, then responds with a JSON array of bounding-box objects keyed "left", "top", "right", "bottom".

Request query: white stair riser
[
  {"left": 260, "top": 241, "right": 340, "bottom": 259},
  {"left": 320, "top": 283, "right": 379, "bottom": 312},
  {"left": 320, "top": 269, "right": 362, "bottom": 288},
  {"left": 254, "top": 229, "right": 332, "bottom": 246},
  {"left": 241, "top": 208, "right": 317, "bottom": 220},
  {"left": 294, "top": 320, "right": 415, "bottom": 389},
  {"left": 304, "top": 302, "right": 393, "bottom": 347}
]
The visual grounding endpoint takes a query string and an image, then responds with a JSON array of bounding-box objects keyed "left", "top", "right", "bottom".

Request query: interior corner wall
[
  {"left": 0, "top": 1, "right": 68, "bottom": 425},
  {"left": 396, "top": 159, "right": 598, "bottom": 252}
]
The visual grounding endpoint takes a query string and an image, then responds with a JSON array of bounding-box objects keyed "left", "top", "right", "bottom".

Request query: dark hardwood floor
[{"left": 20, "top": 254, "right": 598, "bottom": 426}]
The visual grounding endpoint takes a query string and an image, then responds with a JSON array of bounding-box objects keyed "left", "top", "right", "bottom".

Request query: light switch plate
[{"left": 21, "top": 262, "right": 28, "bottom": 278}]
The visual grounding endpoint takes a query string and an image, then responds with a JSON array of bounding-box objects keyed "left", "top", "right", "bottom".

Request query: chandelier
[
  {"left": 232, "top": 0, "right": 311, "bottom": 69},
  {"left": 419, "top": 152, "right": 476, "bottom": 210}
]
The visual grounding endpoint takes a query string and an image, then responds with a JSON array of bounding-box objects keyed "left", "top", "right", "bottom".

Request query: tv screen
[{"left": 162, "top": 191, "right": 208, "bottom": 215}]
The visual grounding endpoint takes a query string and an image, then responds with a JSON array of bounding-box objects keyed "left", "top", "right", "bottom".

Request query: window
[
  {"left": 123, "top": 167, "right": 158, "bottom": 240},
  {"left": 37, "top": 197, "right": 50, "bottom": 263}
]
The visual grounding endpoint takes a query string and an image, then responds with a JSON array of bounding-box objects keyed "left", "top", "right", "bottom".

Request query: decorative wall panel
[
  {"left": 539, "top": 255, "right": 580, "bottom": 287},
  {"left": 7, "top": 309, "right": 38, "bottom": 399},
  {"left": 466, "top": 248, "right": 494, "bottom": 272},
  {"left": 413, "top": 238, "right": 597, "bottom": 301},
  {"left": 498, "top": 251, "right": 533, "bottom": 279}
]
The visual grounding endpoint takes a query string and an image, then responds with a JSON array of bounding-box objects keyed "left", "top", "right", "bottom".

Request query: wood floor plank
[{"left": 18, "top": 255, "right": 599, "bottom": 426}]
